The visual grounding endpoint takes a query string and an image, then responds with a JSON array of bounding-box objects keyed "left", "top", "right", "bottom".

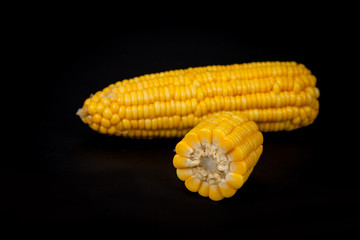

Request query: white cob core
[{"left": 190, "top": 143, "right": 229, "bottom": 185}]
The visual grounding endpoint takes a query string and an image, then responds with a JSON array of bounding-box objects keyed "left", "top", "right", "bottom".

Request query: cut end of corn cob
[
  {"left": 173, "top": 112, "right": 263, "bottom": 201},
  {"left": 77, "top": 61, "right": 320, "bottom": 138}
]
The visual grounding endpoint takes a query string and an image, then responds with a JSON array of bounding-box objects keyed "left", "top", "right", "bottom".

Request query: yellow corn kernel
[
  {"left": 100, "top": 118, "right": 111, "bottom": 128},
  {"left": 218, "top": 181, "right": 237, "bottom": 198},
  {"left": 176, "top": 168, "right": 193, "bottom": 181},
  {"left": 107, "top": 126, "right": 117, "bottom": 135},
  {"left": 173, "top": 112, "right": 263, "bottom": 201},
  {"left": 209, "top": 185, "right": 224, "bottom": 201},
  {"left": 182, "top": 131, "right": 201, "bottom": 149},
  {"left": 92, "top": 113, "right": 102, "bottom": 123},
  {"left": 90, "top": 122, "right": 100, "bottom": 131},
  {"left": 110, "top": 101, "right": 119, "bottom": 113},
  {"left": 230, "top": 146, "right": 262, "bottom": 175},
  {"left": 99, "top": 126, "right": 107, "bottom": 134},
  {"left": 110, "top": 114, "right": 120, "bottom": 125},
  {"left": 87, "top": 101, "right": 97, "bottom": 115},
  {"left": 77, "top": 61, "right": 319, "bottom": 138},
  {"left": 175, "top": 141, "right": 194, "bottom": 158},
  {"left": 198, "top": 181, "right": 210, "bottom": 197},
  {"left": 173, "top": 155, "right": 191, "bottom": 169},
  {"left": 95, "top": 102, "right": 105, "bottom": 114},
  {"left": 226, "top": 172, "right": 246, "bottom": 189},
  {"left": 102, "top": 107, "right": 112, "bottom": 119},
  {"left": 185, "top": 175, "right": 202, "bottom": 192}
]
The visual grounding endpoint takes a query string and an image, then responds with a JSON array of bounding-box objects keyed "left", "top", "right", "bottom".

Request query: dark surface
[{"left": 4, "top": 17, "right": 359, "bottom": 237}]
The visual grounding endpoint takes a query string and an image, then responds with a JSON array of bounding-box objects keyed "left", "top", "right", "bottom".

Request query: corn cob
[
  {"left": 77, "top": 61, "right": 319, "bottom": 138},
  {"left": 173, "top": 112, "right": 263, "bottom": 200}
]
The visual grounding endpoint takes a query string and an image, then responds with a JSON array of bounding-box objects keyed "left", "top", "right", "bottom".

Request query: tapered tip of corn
[
  {"left": 76, "top": 108, "right": 84, "bottom": 118},
  {"left": 76, "top": 107, "right": 89, "bottom": 124},
  {"left": 173, "top": 112, "right": 263, "bottom": 201}
]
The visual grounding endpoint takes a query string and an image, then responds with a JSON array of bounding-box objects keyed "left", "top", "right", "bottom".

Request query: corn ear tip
[{"left": 76, "top": 108, "right": 86, "bottom": 119}]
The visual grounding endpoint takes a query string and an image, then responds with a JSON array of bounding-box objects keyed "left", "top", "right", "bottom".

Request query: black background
[{"left": 3, "top": 8, "right": 359, "bottom": 238}]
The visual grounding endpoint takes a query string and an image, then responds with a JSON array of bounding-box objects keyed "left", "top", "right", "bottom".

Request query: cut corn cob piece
[
  {"left": 77, "top": 61, "right": 320, "bottom": 138},
  {"left": 173, "top": 112, "right": 263, "bottom": 201}
]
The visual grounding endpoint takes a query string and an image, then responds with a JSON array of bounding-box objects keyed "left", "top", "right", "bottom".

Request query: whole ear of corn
[
  {"left": 77, "top": 61, "right": 320, "bottom": 138},
  {"left": 173, "top": 112, "right": 263, "bottom": 201}
]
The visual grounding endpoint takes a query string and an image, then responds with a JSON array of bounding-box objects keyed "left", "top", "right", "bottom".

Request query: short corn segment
[
  {"left": 77, "top": 61, "right": 319, "bottom": 138},
  {"left": 173, "top": 112, "right": 263, "bottom": 201}
]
